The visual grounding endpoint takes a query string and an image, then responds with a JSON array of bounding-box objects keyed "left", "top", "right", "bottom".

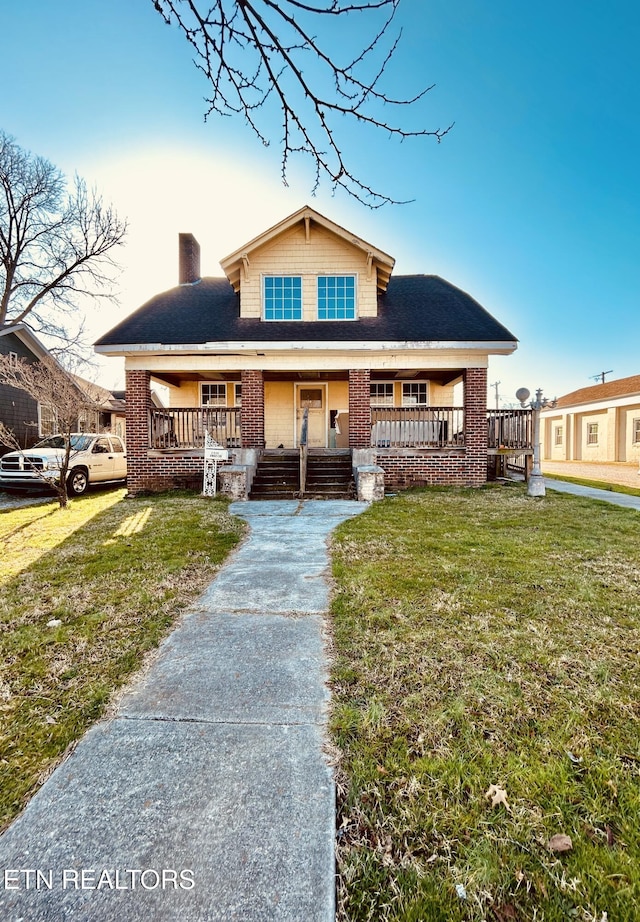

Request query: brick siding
[
  {"left": 348, "top": 369, "right": 371, "bottom": 449},
  {"left": 240, "top": 369, "right": 265, "bottom": 448}
]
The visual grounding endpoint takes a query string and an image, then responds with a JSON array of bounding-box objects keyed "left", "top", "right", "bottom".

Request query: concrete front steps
[
  {"left": 249, "top": 451, "right": 300, "bottom": 500},
  {"left": 305, "top": 451, "right": 354, "bottom": 500},
  {"left": 249, "top": 450, "right": 355, "bottom": 500}
]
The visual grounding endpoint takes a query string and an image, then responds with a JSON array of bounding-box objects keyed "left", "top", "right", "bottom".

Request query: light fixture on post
[{"left": 516, "top": 387, "right": 557, "bottom": 497}]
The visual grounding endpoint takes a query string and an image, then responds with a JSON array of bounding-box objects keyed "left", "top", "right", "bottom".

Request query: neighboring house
[
  {"left": 72, "top": 377, "right": 130, "bottom": 440},
  {"left": 541, "top": 374, "right": 640, "bottom": 464},
  {"left": 94, "top": 206, "right": 520, "bottom": 496},
  {"left": 0, "top": 324, "right": 59, "bottom": 452}
]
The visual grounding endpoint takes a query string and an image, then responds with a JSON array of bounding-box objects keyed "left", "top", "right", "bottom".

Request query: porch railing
[
  {"left": 487, "top": 408, "right": 532, "bottom": 451},
  {"left": 149, "top": 407, "right": 241, "bottom": 450},
  {"left": 147, "top": 404, "right": 533, "bottom": 452},
  {"left": 371, "top": 407, "right": 465, "bottom": 448}
]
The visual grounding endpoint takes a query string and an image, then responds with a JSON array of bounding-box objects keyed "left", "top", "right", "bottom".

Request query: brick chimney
[{"left": 179, "top": 233, "right": 201, "bottom": 285}]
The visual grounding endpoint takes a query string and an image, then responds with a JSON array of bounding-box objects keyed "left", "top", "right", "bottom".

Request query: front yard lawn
[
  {"left": 0, "top": 490, "right": 244, "bottom": 830},
  {"left": 330, "top": 485, "right": 640, "bottom": 921}
]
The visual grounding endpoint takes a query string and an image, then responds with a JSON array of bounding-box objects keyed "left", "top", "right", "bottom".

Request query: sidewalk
[
  {"left": 544, "top": 477, "right": 640, "bottom": 511},
  {"left": 0, "top": 499, "right": 368, "bottom": 922}
]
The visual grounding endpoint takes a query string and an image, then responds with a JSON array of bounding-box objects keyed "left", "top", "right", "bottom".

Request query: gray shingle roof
[{"left": 95, "top": 275, "right": 517, "bottom": 347}]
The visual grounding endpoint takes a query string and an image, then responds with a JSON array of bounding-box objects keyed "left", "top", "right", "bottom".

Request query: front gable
[{"left": 220, "top": 206, "right": 394, "bottom": 321}]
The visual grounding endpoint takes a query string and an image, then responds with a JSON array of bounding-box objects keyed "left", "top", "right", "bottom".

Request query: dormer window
[
  {"left": 263, "top": 276, "right": 302, "bottom": 320},
  {"left": 317, "top": 275, "right": 356, "bottom": 320}
]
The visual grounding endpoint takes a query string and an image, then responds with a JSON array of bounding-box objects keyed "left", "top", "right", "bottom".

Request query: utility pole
[
  {"left": 489, "top": 380, "right": 501, "bottom": 410},
  {"left": 590, "top": 370, "right": 613, "bottom": 384}
]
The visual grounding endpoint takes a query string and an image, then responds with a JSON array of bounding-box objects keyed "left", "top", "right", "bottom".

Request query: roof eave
[{"left": 95, "top": 340, "right": 518, "bottom": 357}]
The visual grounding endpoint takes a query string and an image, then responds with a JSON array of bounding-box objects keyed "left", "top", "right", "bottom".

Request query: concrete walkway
[
  {"left": 0, "top": 499, "right": 368, "bottom": 922},
  {"left": 544, "top": 477, "right": 640, "bottom": 511}
]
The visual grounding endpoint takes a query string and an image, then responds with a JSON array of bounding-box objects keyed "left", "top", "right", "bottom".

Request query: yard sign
[{"left": 202, "top": 430, "right": 229, "bottom": 496}]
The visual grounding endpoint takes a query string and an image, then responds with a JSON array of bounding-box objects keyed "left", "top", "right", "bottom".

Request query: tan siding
[
  {"left": 165, "top": 380, "right": 239, "bottom": 408},
  {"left": 239, "top": 223, "right": 378, "bottom": 320},
  {"left": 166, "top": 381, "right": 199, "bottom": 408},
  {"left": 264, "top": 381, "right": 295, "bottom": 448},
  {"left": 430, "top": 383, "right": 455, "bottom": 405}
]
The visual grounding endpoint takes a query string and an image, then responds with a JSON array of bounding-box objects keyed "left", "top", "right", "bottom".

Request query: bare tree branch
[
  {"left": 152, "top": 0, "right": 451, "bottom": 206},
  {"left": 0, "top": 132, "right": 128, "bottom": 340}
]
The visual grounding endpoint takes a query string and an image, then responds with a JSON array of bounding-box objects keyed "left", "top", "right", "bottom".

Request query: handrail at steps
[{"left": 299, "top": 407, "right": 309, "bottom": 494}]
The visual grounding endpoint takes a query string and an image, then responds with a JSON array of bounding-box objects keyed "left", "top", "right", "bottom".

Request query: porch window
[
  {"left": 402, "top": 382, "right": 429, "bottom": 406},
  {"left": 370, "top": 382, "right": 394, "bottom": 406},
  {"left": 633, "top": 418, "right": 640, "bottom": 444},
  {"left": 317, "top": 275, "right": 356, "bottom": 320},
  {"left": 587, "top": 423, "right": 598, "bottom": 445},
  {"left": 201, "top": 383, "right": 227, "bottom": 406},
  {"left": 233, "top": 383, "right": 242, "bottom": 407},
  {"left": 555, "top": 425, "right": 563, "bottom": 446},
  {"left": 264, "top": 276, "right": 302, "bottom": 320}
]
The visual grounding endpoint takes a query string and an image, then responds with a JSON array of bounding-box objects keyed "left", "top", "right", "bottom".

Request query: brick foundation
[
  {"left": 128, "top": 452, "right": 217, "bottom": 494},
  {"left": 376, "top": 449, "right": 485, "bottom": 490}
]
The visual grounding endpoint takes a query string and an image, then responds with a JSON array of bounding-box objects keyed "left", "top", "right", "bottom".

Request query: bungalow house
[
  {"left": 94, "top": 206, "right": 521, "bottom": 498},
  {"left": 541, "top": 374, "right": 640, "bottom": 465}
]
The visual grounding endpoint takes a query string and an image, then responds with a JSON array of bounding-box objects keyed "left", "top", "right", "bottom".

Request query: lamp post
[{"left": 516, "top": 387, "right": 557, "bottom": 497}]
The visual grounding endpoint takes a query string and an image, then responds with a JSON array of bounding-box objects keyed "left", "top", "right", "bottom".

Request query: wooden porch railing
[
  {"left": 147, "top": 405, "right": 533, "bottom": 452},
  {"left": 487, "top": 408, "right": 532, "bottom": 451},
  {"left": 149, "top": 407, "right": 241, "bottom": 450},
  {"left": 371, "top": 406, "right": 465, "bottom": 448}
]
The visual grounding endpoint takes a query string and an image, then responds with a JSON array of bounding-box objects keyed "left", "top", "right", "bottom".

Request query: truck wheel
[{"left": 67, "top": 468, "right": 89, "bottom": 496}]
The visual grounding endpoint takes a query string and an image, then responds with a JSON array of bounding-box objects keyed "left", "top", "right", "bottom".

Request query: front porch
[{"left": 126, "top": 366, "right": 534, "bottom": 496}]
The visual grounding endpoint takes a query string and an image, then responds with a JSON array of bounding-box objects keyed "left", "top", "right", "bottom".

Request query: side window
[
  {"left": 110, "top": 437, "right": 124, "bottom": 452},
  {"left": 92, "top": 438, "right": 111, "bottom": 454}
]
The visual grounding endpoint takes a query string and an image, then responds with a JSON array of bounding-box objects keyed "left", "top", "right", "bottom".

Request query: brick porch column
[
  {"left": 348, "top": 369, "right": 371, "bottom": 449},
  {"left": 464, "top": 367, "right": 488, "bottom": 486},
  {"left": 240, "top": 369, "right": 265, "bottom": 449},
  {"left": 125, "top": 369, "right": 151, "bottom": 495}
]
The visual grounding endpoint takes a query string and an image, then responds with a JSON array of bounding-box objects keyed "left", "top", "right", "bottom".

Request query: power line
[{"left": 590, "top": 369, "right": 613, "bottom": 384}]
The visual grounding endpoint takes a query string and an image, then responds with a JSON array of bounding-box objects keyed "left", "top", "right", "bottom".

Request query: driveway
[{"left": 542, "top": 459, "right": 640, "bottom": 488}]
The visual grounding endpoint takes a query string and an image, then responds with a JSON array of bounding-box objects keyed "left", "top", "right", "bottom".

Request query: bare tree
[
  {"left": 0, "top": 132, "right": 127, "bottom": 345},
  {"left": 152, "top": 0, "right": 450, "bottom": 206},
  {"left": 0, "top": 353, "right": 102, "bottom": 508}
]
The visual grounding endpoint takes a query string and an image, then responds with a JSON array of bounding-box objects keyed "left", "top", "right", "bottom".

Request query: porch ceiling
[{"left": 150, "top": 369, "right": 465, "bottom": 386}]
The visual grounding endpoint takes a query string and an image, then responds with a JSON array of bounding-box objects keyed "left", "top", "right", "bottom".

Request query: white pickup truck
[{"left": 0, "top": 433, "right": 127, "bottom": 495}]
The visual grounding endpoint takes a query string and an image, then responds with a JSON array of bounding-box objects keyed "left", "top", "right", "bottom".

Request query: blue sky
[{"left": 2, "top": 0, "right": 638, "bottom": 403}]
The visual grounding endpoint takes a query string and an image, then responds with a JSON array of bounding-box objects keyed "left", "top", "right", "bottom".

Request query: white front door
[{"left": 295, "top": 384, "right": 327, "bottom": 448}]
